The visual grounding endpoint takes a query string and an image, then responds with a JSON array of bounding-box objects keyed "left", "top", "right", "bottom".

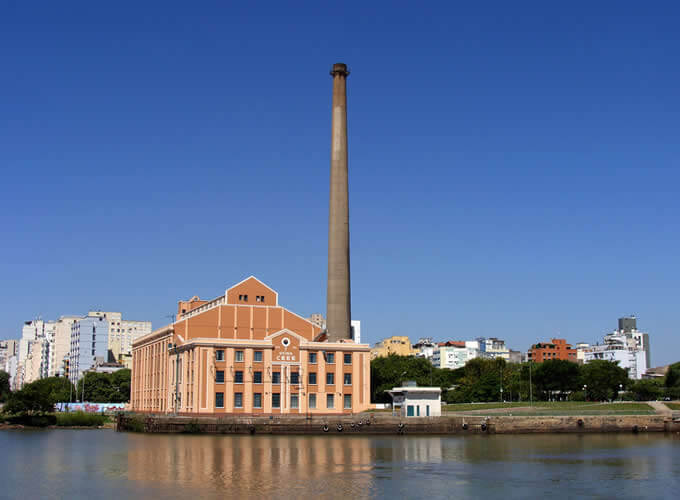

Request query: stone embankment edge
[{"left": 116, "top": 413, "right": 680, "bottom": 435}]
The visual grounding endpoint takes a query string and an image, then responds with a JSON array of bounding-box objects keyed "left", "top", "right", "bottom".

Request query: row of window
[
  {"left": 215, "top": 370, "right": 352, "bottom": 385},
  {"left": 215, "top": 350, "right": 352, "bottom": 364},
  {"left": 237, "top": 294, "right": 267, "bottom": 302},
  {"left": 215, "top": 392, "right": 352, "bottom": 410}
]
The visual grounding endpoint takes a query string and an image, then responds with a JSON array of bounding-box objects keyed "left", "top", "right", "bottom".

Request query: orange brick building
[
  {"left": 527, "top": 338, "right": 577, "bottom": 363},
  {"left": 131, "top": 277, "right": 371, "bottom": 415}
]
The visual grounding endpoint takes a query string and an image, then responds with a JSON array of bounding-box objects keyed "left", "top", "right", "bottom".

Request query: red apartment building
[{"left": 527, "top": 338, "right": 577, "bottom": 363}]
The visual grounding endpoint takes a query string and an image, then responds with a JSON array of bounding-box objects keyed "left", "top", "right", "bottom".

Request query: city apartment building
[
  {"left": 527, "top": 338, "right": 577, "bottom": 363},
  {"left": 69, "top": 316, "right": 110, "bottom": 385},
  {"left": 0, "top": 340, "right": 17, "bottom": 370},
  {"left": 432, "top": 341, "right": 468, "bottom": 369},
  {"left": 413, "top": 338, "right": 437, "bottom": 360},
  {"left": 432, "top": 338, "right": 511, "bottom": 369},
  {"left": 583, "top": 316, "right": 650, "bottom": 379},
  {"left": 370, "top": 336, "right": 416, "bottom": 359},
  {"left": 51, "top": 316, "right": 81, "bottom": 377},
  {"left": 477, "top": 337, "right": 510, "bottom": 360},
  {"left": 131, "top": 277, "right": 371, "bottom": 415}
]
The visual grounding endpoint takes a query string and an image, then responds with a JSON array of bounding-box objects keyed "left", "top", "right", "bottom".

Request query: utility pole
[
  {"left": 529, "top": 362, "right": 533, "bottom": 406},
  {"left": 169, "top": 343, "right": 180, "bottom": 415}
]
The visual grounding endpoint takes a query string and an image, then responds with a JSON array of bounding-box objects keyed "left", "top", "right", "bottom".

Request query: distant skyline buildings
[
  {"left": 3, "top": 309, "right": 151, "bottom": 390},
  {"left": 375, "top": 316, "right": 654, "bottom": 379}
]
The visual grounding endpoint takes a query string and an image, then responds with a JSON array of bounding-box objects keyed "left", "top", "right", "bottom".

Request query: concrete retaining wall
[{"left": 116, "top": 413, "right": 680, "bottom": 435}]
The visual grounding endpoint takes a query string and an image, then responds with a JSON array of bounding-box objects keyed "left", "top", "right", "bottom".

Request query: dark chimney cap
[{"left": 330, "top": 63, "right": 350, "bottom": 77}]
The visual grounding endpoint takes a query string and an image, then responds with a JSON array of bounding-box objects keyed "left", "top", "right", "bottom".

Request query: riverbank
[
  {"left": 0, "top": 421, "right": 115, "bottom": 431},
  {"left": 116, "top": 412, "right": 680, "bottom": 435}
]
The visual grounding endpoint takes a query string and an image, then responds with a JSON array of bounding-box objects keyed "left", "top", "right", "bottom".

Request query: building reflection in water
[
  {"left": 128, "top": 435, "right": 379, "bottom": 497},
  {"left": 126, "top": 434, "right": 676, "bottom": 498}
]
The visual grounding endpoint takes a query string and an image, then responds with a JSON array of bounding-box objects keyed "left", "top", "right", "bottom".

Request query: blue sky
[{"left": 1, "top": 1, "right": 678, "bottom": 365}]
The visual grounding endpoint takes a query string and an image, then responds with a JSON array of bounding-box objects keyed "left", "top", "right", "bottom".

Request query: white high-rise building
[
  {"left": 17, "top": 319, "right": 55, "bottom": 386},
  {"left": 584, "top": 316, "right": 650, "bottom": 380},
  {"left": 350, "top": 320, "right": 361, "bottom": 343},
  {"left": 432, "top": 341, "right": 481, "bottom": 369},
  {"left": 0, "top": 339, "right": 18, "bottom": 370},
  {"left": 307, "top": 314, "right": 361, "bottom": 344},
  {"left": 413, "top": 338, "right": 437, "bottom": 360}
]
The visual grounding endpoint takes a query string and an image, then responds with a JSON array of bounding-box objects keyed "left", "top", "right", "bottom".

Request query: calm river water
[{"left": 1, "top": 430, "right": 679, "bottom": 499}]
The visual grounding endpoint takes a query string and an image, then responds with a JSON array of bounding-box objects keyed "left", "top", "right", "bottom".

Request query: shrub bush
[{"left": 56, "top": 411, "right": 108, "bottom": 427}]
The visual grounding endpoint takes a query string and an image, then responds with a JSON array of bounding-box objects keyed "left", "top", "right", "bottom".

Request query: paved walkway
[{"left": 648, "top": 401, "right": 673, "bottom": 415}]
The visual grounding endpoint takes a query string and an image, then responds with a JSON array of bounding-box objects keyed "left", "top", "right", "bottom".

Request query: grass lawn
[
  {"left": 443, "top": 401, "right": 656, "bottom": 415},
  {"left": 666, "top": 402, "right": 680, "bottom": 411}
]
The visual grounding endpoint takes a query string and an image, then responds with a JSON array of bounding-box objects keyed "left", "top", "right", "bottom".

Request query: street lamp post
[
  {"left": 583, "top": 384, "right": 587, "bottom": 402},
  {"left": 619, "top": 383, "right": 623, "bottom": 402},
  {"left": 169, "top": 343, "right": 180, "bottom": 415}
]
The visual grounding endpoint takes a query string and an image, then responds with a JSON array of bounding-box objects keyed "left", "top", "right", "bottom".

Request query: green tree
[
  {"left": 449, "top": 358, "right": 507, "bottom": 403},
  {"left": 0, "top": 370, "right": 10, "bottom": 402},
  {"left": 32, "top": 376, "right": 75, "bottom": 402},
  {"left": 110, "top": 369, "right": 131, "bottom": 402},
  {"left": 664, "top": 362, "right": 680, "bottom": 388},
  {"left": 579, "top": 360, "right": 629, "bottom": 401},
  {"left": 629, "top": 379, "right": 663, "bottom": 401},
  {"left": 532, "top": 359, "right": 581, "bottom": 399},
  {"left": 370, "top": 355, "right": 464, "bottom": 403},
  {"left": 2, "top": 377, "right": 75, "bottom": 415},
  {"left": 76, "top": 369, "right": 131, "bottom": 403}
]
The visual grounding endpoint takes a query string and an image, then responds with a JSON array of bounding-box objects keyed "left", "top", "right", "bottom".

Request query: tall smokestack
[{"left": 326, "top": 63, "right": 351, "bottom": 342}]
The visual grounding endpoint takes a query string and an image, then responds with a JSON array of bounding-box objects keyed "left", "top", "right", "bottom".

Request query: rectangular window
[
  {"left": 215, "top": 370, "right": 225, "bottom": 383},
  {"left": 253, "top": 393, "right": 262, "bottom": 408},
  {"left": 235, "top": 371, "right": 244, "bottom": 383},
  {"left": 309, "top": 393, "right": 316, "bottom": 409},
  {"left": 235, "top": 351, "right": 244, "bottom": 362},
  {"left": 253, "top": 371, "right": 262, "bottom": 384},
  {"left": 216, "top": 350, "right": 225, "bottom": 361},
  {"left": 407, "top": 405, "right": 414, "bottom": 417},
  {"left": 308, "top": 372, "right": 317, "bottom": 385},
  {"left": 326, "top": 372, "right": 335, "bottom": 385},
  {"left": 272, "top": 372, "right": 281, "bottom": 384},
  {"left": 344, "top": 353, "right": 352, "bottom": 365},
  {"left": 238, "top": 294, "right": 248, "bottom": 302},
  {"left": 344, "top": 373, "right": 352, "bottom": 385},
  {"left": 234, "top": 392, "right": 243, "bottom": 408},
  {"left": 308, "top": 352, "right": 317, "bottom": 364},
  {"left": 272, "top": 393, "right": 280, "bottom": 409},
  {"left": 326, "top": 394, "right": 334, "bottom": 409},
  {"left": 215, "top": 392, "right": 224, "bottom": 408},
  {"left": 290, "top": 372, "right": 299, "bottom": 384},
  {"left": 291, "top": 394, "right": 299, "bottom": 409},
  {"left": 417, "top": 406, "right": 420, "bottom": 416},
  {"left": 344, "top": 394, "right": 352, "bottom": 409},
  {"left": 326, "top": 352, "right": 335, "bottom": 364},
  {"left": 254, "top": 351, "right": 263, "bottom": 362}
]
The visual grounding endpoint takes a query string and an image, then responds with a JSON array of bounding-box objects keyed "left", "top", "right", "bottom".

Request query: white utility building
[{"left": 387, "top": 382, "right": 441, "bottom": 418}]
